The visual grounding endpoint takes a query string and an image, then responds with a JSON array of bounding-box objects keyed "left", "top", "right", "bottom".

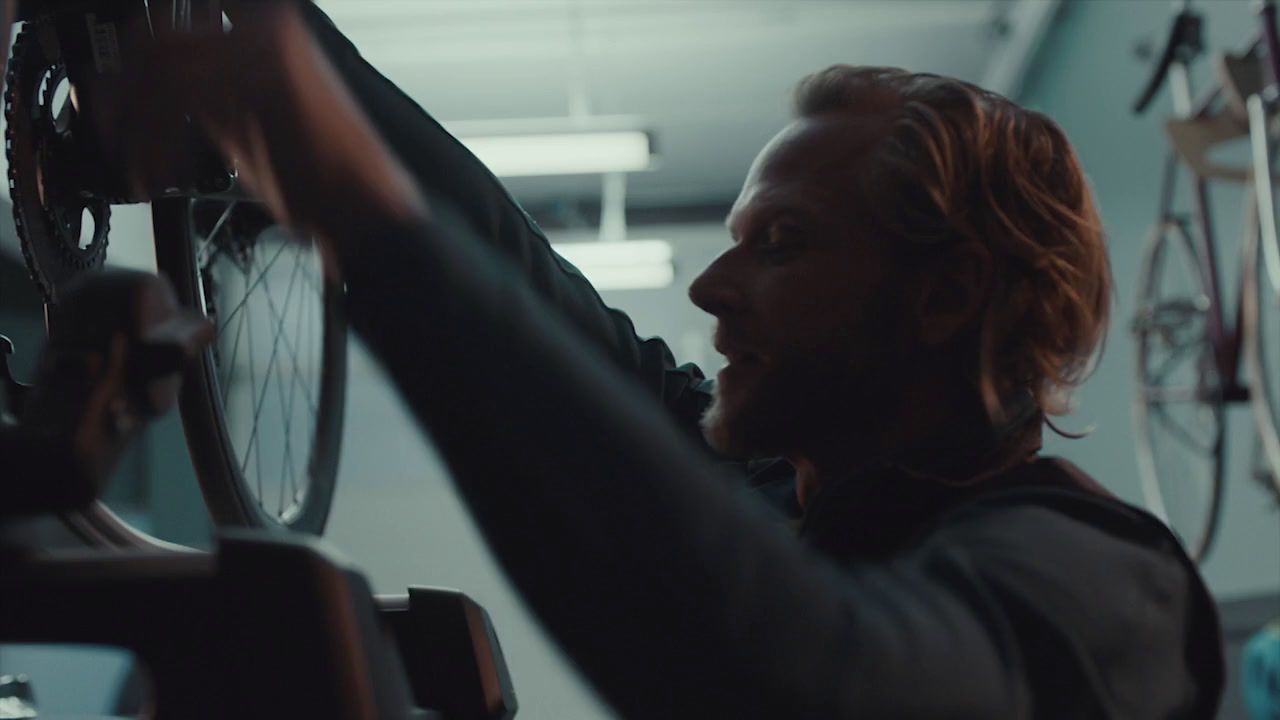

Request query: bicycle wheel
[
  {"left": 1131, "top": 218, "right": 1225, "bottom": 562},
  {"left": 153, "top": 198, "right": 346, "bottom": 534},
  {"left": 1243, "top": 180, "right": 1280, "bottom": 506}
]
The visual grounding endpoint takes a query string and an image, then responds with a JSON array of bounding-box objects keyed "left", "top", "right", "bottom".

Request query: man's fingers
[
  {"left": 73, "top": 334, "right": 131, "bottom": 469},
  {"left": 96, "top": 27, "right": 241, "bottom": 197}
]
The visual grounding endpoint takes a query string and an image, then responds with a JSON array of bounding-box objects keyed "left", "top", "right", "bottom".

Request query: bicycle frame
[{"left": 1159, "top": 58, "right": 1246, "bottom": 399}]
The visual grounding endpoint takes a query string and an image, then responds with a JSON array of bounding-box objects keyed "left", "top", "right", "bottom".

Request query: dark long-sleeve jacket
[{"left": 305, "top": 7, "right": 1224, "bottom": 718}]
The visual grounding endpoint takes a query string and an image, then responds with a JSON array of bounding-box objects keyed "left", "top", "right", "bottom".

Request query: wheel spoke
[
  {"left": 196, "top": 201, "right": 238, "bottom": 269},
  {"left": 177, "top": 196, "right": 343, "bottom": 531},
  {"left": 216, "top": 240, "right": 291, "bottom": 335},
  {"left": 239, "top": 241, "right": 305, "bottom": 496},
  {"left": 1149, "top": 398, "right": 1216, "bottom": 456},
  {"left": 265, "top": 247, "right": 307, "bottom": 516},
  {"left": 242, "top": 275, "right": 262, "bottom": 500},
  {"left": 241, "top": 243, "right": 297, "bottom": 484},
  {"left": 253, "top": 242, "right": 320, "bottom": 417},
  {"left": 273, "top": 308, "right": 294, "bottom": 516},
  {"left": 220, "top": 285, "right": 248, "bottom": 405},
  {"left": 1143, "top": 385, "right": 1200, "bottom": 404},
  {"left": 282, "top": 248, "right": 309, "bottom": 506},
  {"left": 1146, "top": 329, "right": 1203, "bottom": 385}
]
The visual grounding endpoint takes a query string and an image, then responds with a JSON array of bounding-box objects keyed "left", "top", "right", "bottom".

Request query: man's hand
[
  {"left": 95, "top": 0, "right": 427, "bottom": 247},
  {"left": 21, "top": 271, "right": 213, "bottom": 507}
]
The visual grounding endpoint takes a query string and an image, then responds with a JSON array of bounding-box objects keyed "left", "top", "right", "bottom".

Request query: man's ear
[{"left": 912, "top": 243, "right": 993, "bottom": 346}]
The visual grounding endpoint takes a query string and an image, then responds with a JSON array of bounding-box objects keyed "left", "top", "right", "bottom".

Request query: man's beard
[{"left": 699, "top": 343, "right": 903, "bottom": 461}]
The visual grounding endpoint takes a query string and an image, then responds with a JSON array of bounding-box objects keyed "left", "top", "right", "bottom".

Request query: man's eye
[{"left": 762, "top": 223, "right": 806, "bottom": 254}]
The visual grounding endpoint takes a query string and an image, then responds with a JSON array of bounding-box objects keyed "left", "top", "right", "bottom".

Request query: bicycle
[
  {"left": 1131, "top": 0, "right": 1280, "bottom": 563},
  {"left": 0, "top": 7, "right": 529, "bottom": 717},
  {"left": 3, "top": 0, "right": 346, "bottom": 540}
]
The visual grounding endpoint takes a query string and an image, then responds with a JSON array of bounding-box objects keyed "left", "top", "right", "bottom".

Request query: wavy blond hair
[{"left": 794, "top": 65, "right": 1110, "bottom": 424}]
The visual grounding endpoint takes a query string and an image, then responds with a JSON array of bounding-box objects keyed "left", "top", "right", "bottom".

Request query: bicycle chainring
[{"left": 5, "top": 24, "right": 111, "bottom": 304}]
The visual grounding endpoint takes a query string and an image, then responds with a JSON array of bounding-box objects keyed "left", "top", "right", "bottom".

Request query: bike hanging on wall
[{"left": 1130, "top": 0, "right": 1280, "bottom": 562}]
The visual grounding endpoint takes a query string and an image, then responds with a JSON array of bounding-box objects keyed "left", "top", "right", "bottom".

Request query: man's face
[{"left": 689, "top": 115, "right": 914, "bottom": 459}]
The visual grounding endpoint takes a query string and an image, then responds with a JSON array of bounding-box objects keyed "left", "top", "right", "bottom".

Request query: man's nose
[{"left": 688, "top": 250, "right": 745, "bottom": 318}]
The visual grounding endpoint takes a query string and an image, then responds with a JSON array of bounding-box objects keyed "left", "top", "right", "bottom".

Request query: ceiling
[{"left": 314, "top": 0, "right": 1038, "bottom": 211}]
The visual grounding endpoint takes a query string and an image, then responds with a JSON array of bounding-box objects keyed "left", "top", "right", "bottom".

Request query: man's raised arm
[{"left": 301, "top": 5, "right": 712, "bottom": 436}]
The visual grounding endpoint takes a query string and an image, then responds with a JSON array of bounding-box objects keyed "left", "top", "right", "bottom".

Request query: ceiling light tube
[
  {"left": 551, "top": 239, "right": 674, "bottom": 290},
  {"left": 461, "top": 130, "right": 653, "bottom": 178},
  {"left": 552, "top": 239, "right": 671, "bottom": 266},
  {"left": 566, "top": 263, "right": 675, "bottom": 291}
]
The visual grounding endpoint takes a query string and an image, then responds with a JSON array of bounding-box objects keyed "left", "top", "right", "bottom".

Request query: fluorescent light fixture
[
  {"left": 551, "top": 239, "right": 673, "bottom": 290},
  {"left": 460, "top": 130, "right": 653, "bottom": 178},
  {"left": 552, "top": 239, "right": 671, "bottom": 266},
  {"left": 566, "top": 263, "right": 675, "bottom": 290}
]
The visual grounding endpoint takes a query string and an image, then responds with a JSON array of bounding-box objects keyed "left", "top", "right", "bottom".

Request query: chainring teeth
[{"left": 5, "top": 24, "right": 111, "bottom": 304}]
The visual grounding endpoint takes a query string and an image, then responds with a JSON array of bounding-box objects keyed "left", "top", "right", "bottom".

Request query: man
[{"left": 104, "top": 2, "right": 1224, "bottom": 717}]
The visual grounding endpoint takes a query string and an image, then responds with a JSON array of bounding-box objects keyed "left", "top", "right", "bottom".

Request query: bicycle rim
[
  {"left": 1132, "top": 219, "right": 1226, "bottom": 562},
  {"left": 152, "top": 198, "right": 346, "bottom": 534}
]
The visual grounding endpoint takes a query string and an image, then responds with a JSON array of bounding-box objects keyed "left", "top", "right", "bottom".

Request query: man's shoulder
[
  {"left": 946, "top": 457, "right": 1169, "bottom": 549},
  {"left": 921, "top": 458, "right": 1224, "bottom": 718},
  {"left": 932, "top": 457, "right": 1202, "bottom": 598},
  {"left": 928, "top": 462, "right": 1194, "bottom": 600}
]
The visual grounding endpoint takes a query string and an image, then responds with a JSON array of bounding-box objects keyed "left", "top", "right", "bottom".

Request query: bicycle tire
[
  {"left": 1243, "top": 179, "right": 1280, "bottom": 505},
  {"left": 152, "top": 198, "right": 346, "bottom": 534},
  {"left": 1131, "top": 218, "right": 1226, "bottom": 563}
]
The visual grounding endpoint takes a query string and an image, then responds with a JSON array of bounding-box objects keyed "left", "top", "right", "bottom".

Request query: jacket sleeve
[
  {"left": 302, "top": 4, "right": 713, "bottom": 441},
  {"left": 335, "top": 221, "right": 1208, "bottom": 718}
]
